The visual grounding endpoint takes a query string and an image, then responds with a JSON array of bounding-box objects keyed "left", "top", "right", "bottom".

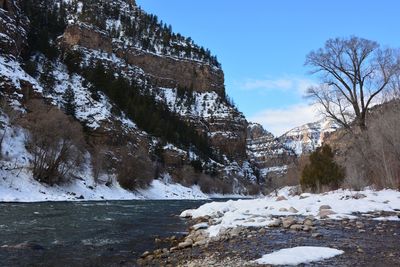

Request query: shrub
[
  {"left": 343, "top": 103, "right": 400, "bottom": 189},
  {"left": 300, "top": 145, "right": 344, "bottom": 192},
  {"left": 116, "top": 147, "right": 155, "bottom": 190},
  {"left": 24, "top": 100, "right": 85, "bottom": 185}
]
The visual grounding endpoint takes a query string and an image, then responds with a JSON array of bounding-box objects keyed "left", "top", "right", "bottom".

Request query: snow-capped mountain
[
  {"left": 279, "top": 119, "right": 340, "bottom": 155},
  {"left": 246, "top": 119, "right": 340, "bottom": 180}
]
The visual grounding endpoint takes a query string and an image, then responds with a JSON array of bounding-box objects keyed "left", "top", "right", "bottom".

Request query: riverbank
[
  {"left": 0, "top": 169, "right": 254, "bottom": 202},
  {"left": 138, "top": 188, "right": 400, "bottom": 266},
  {"left": 140, "top": 214, "right": 400, "bottom": 266}
]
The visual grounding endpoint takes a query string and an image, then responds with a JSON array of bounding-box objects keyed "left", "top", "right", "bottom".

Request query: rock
[
  {"left": 358, "top": 229, "right": 366, "bottom": 233},
  {"left": 289, "top": 224, "right": 303, "bottom": 231},
  {"left": 141, "top": 251, "right": 151, "bottom": 258},
  {"left": 229, "top": 227, "right": 243, "bottom": 237},
  {"left": 178, "top": 239, "right": 193, "bottom": 249},
  {"left": 357, "top": 248, "right": 364, "bottom": 253},
  {"left": 153, "top": 249, "right": 162, "bottom": 255},
  {"left": 276, "top": 196, "right": 287, "bottom": 201},
  {"left": 303, "top": 218, "right": 314, "bottom": 227},
  {"left": 215, "top": 211, "right": 224, "bottom": 218},
  {"left": 268, "top": 218, "right": 282, "bottom": 227},
  {"left": 282, "top": 217, "right": 296, "bottom": 228},
  {"left": 258, "top": 228, "right": 266, "bottom": 234},
  {"left": 300, "top": 193, "right": 311, "bottom": 199},
  {"left": 312, "top": 233, "right": 322, "bottom": 238},
  {"left": 356, "top": 222, "right": 364, "bottom": 229},
  {"left": 279, "top": 208, "right": 288, "bottom": 212},
  {"left": 193, "top": 239, "right": 208, "bottom": 247},
  {"left": 192, "top": 223, "right": 208, "bottom": 230},
  {"left": 170, "top": 246, "right": 178, "bottom": 252},
  {"left": 319, "top": 205, "right": 332, "bottom": 211},
  {"left": 288, "top": 207, "right": 299, "bottom": 213},
  {"left": 303, "top": 225, "right": 311, "bottom": 232},
  {"left": 77, "top": 195, "right": 84, "bottom": 200},
  {"left": 318, "top": 209, "right": 336, "bottom": 219},
  {"left": 353, "top": 193, "right": 367, "bottom": 199}
]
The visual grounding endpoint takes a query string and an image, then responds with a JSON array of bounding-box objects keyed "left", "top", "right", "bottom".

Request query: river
[{"left": 0, "top": 200, "right": 209, "bottom": 266}]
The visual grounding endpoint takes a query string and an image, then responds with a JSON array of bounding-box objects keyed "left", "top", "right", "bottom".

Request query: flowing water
[{"left": 0, "top": 200, "right": 209, "bottom": 266}]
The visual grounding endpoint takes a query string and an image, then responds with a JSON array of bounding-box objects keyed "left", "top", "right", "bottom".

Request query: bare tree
[{"left": 305, "top": 36, "right": 399, "bottom": 130}]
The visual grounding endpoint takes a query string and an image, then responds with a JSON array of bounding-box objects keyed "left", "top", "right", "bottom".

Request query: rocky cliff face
[
  {"left": 0, "top": 0, "right": 28, "bottom": 56},
  {"left": 246, "top": 123, "right": 295, "bottom": 179},
  {"left": 54, "top": 0, "right": 246, "bottom": 159},
  {"left": 279, "top": 119, "right": 339, "bottom": 155},
  {"left": 0, "top": 0, "right": 254, "bottom": 195},
  {"left": 61, "top": 24, "right": 225, "bottom": 95}
]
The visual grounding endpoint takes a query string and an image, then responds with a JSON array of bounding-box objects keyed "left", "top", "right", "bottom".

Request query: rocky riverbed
[{"left": 138, "top": 211, "right": 400, "bottom": 266}]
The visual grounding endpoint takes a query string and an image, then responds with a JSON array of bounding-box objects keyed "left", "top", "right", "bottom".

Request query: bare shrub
[
  {"left": 91, "top": 146, "right": 114, "bottom": 184},
  {"left": 197, "top": 174, "right": 214, "bottom": 193},
  {"left": 24, "top": 100, "right": 85, "bottom": 185},
  {"left": 116, "top": 147, "right": 155, "bottom": 190},
  {"left": 171, "top": 165, "right": 199, "bottom": 187},
  {"left": 245, "top": 183, "right": 261, "bottom": 195},
  {"left": 344, "top": 104, "right": 400, "bottom": 189}
]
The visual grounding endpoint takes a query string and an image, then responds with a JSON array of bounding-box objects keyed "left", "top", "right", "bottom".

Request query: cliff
[
  {"left": 246, "top": 123, "right": 295, "bottom": 179},
  {"left": 0, "top": 0, "right": 255, "bottom": 196}
]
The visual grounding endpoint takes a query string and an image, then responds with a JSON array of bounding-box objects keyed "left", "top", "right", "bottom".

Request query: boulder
[
  {"left": 319, "top": 205, "right": 332, "bottom": 211},
  {"left": 289, "top": 224, "right": 303, "bottom": 231},
  {"left": 178, "top": 239, "right": 193, "bottom": 249},
  {"left": 276, "top": 196, "right": 287, "bottom": 201},
  {"left": 288, "top": 207, "right": 299, "bottom": 213},
  {"left": 318, "top": 209, "right": 336, "bottom": 219},
  {"left": 268, "top": 218, "right": 282, "bottom": 227},
  {"left": 303, "top": 218, "right": 314, "bottom": 226},
  {"left": 282, "top": 217, "right": 296, "bottom": 228}
]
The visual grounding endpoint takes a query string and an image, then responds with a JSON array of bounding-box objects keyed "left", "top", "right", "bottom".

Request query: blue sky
[{"left": 136, "top": 0, "right": 400, "bottom": 135}]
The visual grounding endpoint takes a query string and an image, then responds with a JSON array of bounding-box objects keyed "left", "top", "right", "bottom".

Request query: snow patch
[{"left": 253, "top": 246, "right": 344, "bottom": 265}]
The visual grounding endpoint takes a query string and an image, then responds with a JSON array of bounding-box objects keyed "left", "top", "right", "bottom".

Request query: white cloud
[
  {"left": 249, "top": 104, "right": 322, "bottom": 136},
  {"left": 241, "top": 76, "right": 317, "bottom": 95}
]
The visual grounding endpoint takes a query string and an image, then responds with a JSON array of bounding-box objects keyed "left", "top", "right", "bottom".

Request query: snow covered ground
[
  {"left": 253, "top": 246, "right": 344, "bottom": 265},
  {"left": 181, "top": 187, "right": 400, "bottom": 237},
  {"left": 0, "top": 171, "right": 210, "bottom": 202}
]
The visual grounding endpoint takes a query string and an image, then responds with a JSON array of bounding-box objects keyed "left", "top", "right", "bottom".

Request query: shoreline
[
  {"left": 137, "top": 187, "right": 400, "bottom": 266},
  {"left": 138, "top": 211, "right": 400, "bottom": 266}
]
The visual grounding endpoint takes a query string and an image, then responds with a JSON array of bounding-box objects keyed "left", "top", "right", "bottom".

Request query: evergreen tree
[
  {"left": 301, "top": 145, "right": 345, "bottom": 192},
  {"left": 40, "top": 61, "right": 56, "bottom": 95},
  {"left": 63, "top": 85, "right": 76, "bottom": 117}
]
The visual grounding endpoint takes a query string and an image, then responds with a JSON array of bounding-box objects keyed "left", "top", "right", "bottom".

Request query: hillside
[{"left": 0, "top": 0, "right": 258, "bottom": 200}]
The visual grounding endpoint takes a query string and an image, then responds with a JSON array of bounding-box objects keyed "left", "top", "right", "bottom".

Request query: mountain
[
  {"left": 246, "top": 123, "right": 295, "bottom": 179},
  {"left": 279, "top": 119, "right": 339, "bottom": 155},
  {"left": 0, "top": 0, "right": 257, "bottom": 200},
  {"left": 246, "top": 119, "right": 340, "bottom": 181}
]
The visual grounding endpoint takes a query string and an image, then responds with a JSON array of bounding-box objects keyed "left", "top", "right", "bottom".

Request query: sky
[{"left": 136, "top": 0, "right": 400, "bottom": 136}]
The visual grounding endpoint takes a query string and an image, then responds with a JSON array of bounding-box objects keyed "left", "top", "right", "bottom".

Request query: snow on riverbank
[
  {"left": 180, "top": 187, "right": 400, "bottom": 237},
  {"left": 253, "top": 246, "right": 344, "bottom": 265},
  {"left": 0, "top": 174, "right": 210, "bottom": 202},
  {"left": 0, "top": 171, "right": 210, "bottom": 202}
]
